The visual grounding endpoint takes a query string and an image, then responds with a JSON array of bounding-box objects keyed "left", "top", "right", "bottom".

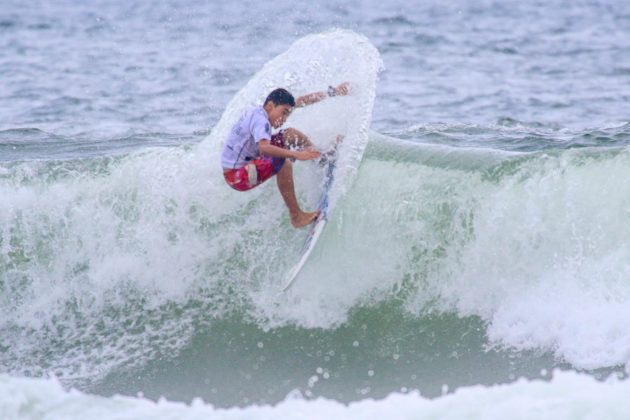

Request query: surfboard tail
[{"left": 282, "top": 219, "right": 328, "bottom": 292}]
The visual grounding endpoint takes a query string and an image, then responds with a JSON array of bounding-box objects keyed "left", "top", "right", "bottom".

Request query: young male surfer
[{"left": 221, "top": 82, "right": 349, "bottom": 228}]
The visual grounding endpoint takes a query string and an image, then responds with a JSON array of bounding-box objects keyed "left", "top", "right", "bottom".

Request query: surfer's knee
[{"left": 283, "top": 128, "right": 307, "bottom": 144}]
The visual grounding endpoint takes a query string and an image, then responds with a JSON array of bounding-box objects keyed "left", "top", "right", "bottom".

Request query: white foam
[{"left": 1, "top": 370, "right": 629, "bottom": 419}]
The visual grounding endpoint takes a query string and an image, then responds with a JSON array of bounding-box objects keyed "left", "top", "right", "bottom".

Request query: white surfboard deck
[{"left": 282, "top": 155, "right": 336, "bottom": 292}]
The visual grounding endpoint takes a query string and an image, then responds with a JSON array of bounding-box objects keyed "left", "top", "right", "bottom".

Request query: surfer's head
[{"left": 264, "top": 88, "right": 295, "bottom": 128}]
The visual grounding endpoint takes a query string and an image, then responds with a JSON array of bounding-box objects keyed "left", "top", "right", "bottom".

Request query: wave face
[{"left": 360, "top": 130, "right": 630, "bottom": 370}]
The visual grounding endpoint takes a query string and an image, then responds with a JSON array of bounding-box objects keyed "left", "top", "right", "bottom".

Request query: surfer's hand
[
  {"left": 293, "top": 149, "right": 320, "bottom": 161},
  {"left": 334, "top": 82, "right": 350, "bottom": 96}
]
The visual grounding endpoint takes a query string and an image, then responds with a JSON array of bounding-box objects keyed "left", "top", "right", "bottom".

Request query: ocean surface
[{"left": 2, "top": 0, "right": 630, "bottom": 418}]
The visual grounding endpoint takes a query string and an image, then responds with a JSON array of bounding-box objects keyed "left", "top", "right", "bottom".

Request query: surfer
[{"left": 221, "top": 83, "right": 349, "bottom": 228}]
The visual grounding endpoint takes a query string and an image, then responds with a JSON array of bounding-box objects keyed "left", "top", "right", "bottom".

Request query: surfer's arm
[
  {"left": 259, "top": 140, "right": 320, "bottom": 161},
  {"left": 295, "top": 82, "right": 350, "bottom": 107}
]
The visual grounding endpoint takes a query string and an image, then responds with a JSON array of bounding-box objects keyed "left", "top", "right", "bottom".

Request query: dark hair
[{"left": 264, "top": 88, "right": 295, "bottom": 107}]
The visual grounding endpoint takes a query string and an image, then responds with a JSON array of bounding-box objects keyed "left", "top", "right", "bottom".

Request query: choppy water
[{"left": 2, "top": 0, "right": 630, "bottom": 418}]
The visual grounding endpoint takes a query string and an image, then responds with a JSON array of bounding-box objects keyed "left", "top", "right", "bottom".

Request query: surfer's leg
[{"left": 275, "top": 160, "right": 319, "bottom": 228}]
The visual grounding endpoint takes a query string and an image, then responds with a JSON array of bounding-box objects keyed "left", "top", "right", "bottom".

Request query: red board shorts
[{"left": 223, "top": 132, "right": 286, "bottom": 192}]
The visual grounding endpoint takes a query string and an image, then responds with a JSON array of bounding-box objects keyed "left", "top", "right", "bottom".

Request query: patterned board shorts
[{"left": 223, "top": 132, "right": 286, "bottom": 192}]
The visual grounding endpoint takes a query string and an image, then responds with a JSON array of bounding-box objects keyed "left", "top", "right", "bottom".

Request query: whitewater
[
  {"left": 2, "top": 371, "right": 630, "bottom": 420},
  {"left": 2, "top": 0, "right": 630, "bottom": 418}
]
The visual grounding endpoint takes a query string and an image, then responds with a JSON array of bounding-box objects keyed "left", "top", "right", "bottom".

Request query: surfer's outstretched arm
[{"left": 295, "top": 82, "right": 349, "bottom": 107}]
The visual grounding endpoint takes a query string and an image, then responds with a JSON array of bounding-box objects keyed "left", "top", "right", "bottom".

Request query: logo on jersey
[{"left": 265, "top": 123, "right": 270, "bottom": 134}]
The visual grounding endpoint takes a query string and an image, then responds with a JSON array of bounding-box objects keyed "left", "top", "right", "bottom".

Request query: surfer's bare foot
[{"left": 291, "top": 210, "right": 320, "bottom": 228}]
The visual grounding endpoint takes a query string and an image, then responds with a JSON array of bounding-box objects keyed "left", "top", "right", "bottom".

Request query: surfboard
[{"left": 282, "top": 152, "right": 337, "bottom": 292}]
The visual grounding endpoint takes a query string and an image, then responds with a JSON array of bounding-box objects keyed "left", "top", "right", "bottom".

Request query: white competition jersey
[{"left": 221, "top": 106, "right": 272, "bottom": 169}]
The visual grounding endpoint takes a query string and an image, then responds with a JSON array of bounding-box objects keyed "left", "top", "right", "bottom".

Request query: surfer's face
[{"left": 266, "top": 103, "right": 293, "bottom": 128}]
